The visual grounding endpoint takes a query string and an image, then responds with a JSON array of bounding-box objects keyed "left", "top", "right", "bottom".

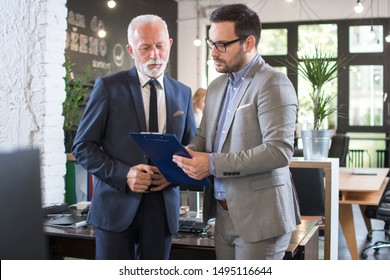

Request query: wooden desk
[
  {"left": 338, "top": 167, "right": 389, "bottom": 260},
  {"left": 45, "top": 220, "right": 319, "bottom": 260},
  {"left": 290, "top": 158, "right": 339, "bottom": 260}
]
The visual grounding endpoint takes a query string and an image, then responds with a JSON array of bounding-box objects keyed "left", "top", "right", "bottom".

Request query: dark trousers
[{"left": 95, "top": 191, "right": 172, "bottom": 260}]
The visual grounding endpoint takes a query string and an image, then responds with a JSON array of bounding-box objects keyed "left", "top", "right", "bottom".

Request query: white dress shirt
[{"left": 137, "top": 70, "right": 167, "bottom": 133}]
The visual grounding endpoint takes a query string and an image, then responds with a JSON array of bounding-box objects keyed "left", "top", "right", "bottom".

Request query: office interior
[{"left": 0, "top": 0, "right": 389, "bottom": 260}]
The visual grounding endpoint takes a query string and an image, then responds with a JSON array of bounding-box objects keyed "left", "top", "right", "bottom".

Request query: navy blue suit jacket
[{"left": 72, "top": 67, "right": 196, "bottom": 234}]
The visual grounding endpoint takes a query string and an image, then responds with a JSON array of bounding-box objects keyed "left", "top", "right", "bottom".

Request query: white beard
[{"left": 136, "top": 57, "right": 168, "bottom": 78}]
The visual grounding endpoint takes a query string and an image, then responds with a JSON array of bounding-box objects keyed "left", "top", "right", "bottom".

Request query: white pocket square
[
  {"left": 236, "top": 103, "right": 251, "bottom": 111},
  {"left": 173, "top": 111, "right": 184, "bottom": 117}
]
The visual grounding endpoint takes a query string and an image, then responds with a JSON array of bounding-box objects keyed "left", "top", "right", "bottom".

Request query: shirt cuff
[{"left": 208, "top": 153, "right": 216, "bottom": 176}]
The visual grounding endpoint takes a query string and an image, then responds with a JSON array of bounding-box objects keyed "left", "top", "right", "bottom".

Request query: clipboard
[{"left": 130, "top": 132, "right": 211, "bottom": 187}]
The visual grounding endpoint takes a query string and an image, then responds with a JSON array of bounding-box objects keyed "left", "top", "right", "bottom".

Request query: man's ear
[
  {"left": 126, "top": 44, "right": 134, "bottom": 58},
  {"left": 244, "top": 35, "right": 256, "bottom": 53}
]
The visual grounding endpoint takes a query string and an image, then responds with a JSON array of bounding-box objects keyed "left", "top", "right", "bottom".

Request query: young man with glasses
[{"left": 173, "top": 4, "right": 301, "bottom": 260}]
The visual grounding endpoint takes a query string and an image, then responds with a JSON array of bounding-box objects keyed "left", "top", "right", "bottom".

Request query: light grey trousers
[{"left": 214, "top": 202, "right": 292, "bottom": 260}]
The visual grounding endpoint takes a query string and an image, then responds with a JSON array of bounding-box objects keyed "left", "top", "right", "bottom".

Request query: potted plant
[
  {"left": 281, "top": 46, "right": 350, "bottom": 160},
  {"left": 63, "top": 57, "right": 92, "bottom": 152}
]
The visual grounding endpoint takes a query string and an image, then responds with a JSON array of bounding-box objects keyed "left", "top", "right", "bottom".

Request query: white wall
[
  {"left": 0, "top": 0, "right": 68, "bottom": 205},
  {"left": 177, "top": 0, "right": 390, "bottom": 92}
]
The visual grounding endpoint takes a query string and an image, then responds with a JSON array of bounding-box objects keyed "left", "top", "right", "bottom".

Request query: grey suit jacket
[{"left": 189, "top": 56, "right": 301, "bottom": 242}]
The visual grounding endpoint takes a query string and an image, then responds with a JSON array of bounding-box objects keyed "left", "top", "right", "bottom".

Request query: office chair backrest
[
  {"left": 361, "top": 181, "right": 390, "bottom": 259},
  {"left": 364, "top": 181, "right": 390, "bottom": 222},
  {"left": 328, "top": 134, "right": 350, "bottom": 167},
  {"left": 290, "top": 167, "right": 325, "bottom": 216},
  {"left": 347, "top": 149, "right": 371, "bottom": 168},
  {"left": 376, "top": 187, "right": 390, "bottom": 223}
]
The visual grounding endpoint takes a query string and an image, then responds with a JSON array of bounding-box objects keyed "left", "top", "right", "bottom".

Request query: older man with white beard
[{"left": 72, "top": 14, "right": 196, "bottom": 260}]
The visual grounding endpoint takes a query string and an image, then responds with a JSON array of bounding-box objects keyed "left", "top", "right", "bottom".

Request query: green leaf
[
  {"left": 62, "top": 57, "right": 92, "bottom": 131},
  {"left": 277, "top": 45, "right": 351, "bottom": 130}
]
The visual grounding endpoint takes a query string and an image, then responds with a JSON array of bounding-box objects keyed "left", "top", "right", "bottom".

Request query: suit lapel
[
  {"left": 127, "top": 67, "right": 147, "bottom": 131},
  {"left": 216, "top": 60, "right": 261, "bottom": 148},
  {"left": 163, "top": 77, "right": 174, "bottom": 134},
  {"left": 207, "top": 80, "right": 227, "bottom": 149}
]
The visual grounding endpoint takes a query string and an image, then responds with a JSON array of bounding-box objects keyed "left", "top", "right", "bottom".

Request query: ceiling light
[
  {"left": 193, "top": 38, "right": 202, "bottom": 47},
  {"left": 386, "top": 0, "right": 390, "bottom": 43},
  {"left": 385, "top": 33, "right": 390, "bottom": 43},
  {"left": 368, "top": 26, "right": 376, "bottom": 40},
  {"left": 107, "top": 0, "right": 116, "bottom": 9},
  {"left": 98, "top": 29, "right": 107, "bottom": 38},
  {"left": 354, "top": 0, "right": 364, "bottom": 14},
  {"left": 193, "top": 0, "right": 201, "bottom": 47},
  {"left": 207, "top": 59, "right": 214, "bottom": 66}
]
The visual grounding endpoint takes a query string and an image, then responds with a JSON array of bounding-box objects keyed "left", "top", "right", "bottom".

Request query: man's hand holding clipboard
[
  {"left": 130, "top": 133, "right": 211, "bottom": 188},
  {"left": 172, "top": 148, "right": 211, "bottom": 181}
]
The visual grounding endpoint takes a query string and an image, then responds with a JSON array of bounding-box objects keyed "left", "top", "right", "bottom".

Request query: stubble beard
[{"left": 214, "top": 49, "right": 246, "bottom": 74}]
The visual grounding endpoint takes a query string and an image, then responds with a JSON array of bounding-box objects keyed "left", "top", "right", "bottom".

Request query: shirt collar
[{"left": 228, "top": 54, "right": 260, "bottom": 82}]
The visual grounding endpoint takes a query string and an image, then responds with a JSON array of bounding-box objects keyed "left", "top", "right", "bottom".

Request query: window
[
  {"left": 297, "top": 24, "right": 338, "bottom": 129},
  {"left": 259, "top": 19, "right": 389, "bottom": 134},
  {"left": 349, "top": 25, "right": 384, "bottom": 53},
  {"left": 298, "top": 24, "right": 338, "bottom": 57},
  {"left": 205, "top": 19, "right": 389, "bottom": 133},
  {"left": 349, "top": 65, "right": 384, "bottom": 126},
  {"left": 258, "top": 28, "right": 288, "bottom": 55}
]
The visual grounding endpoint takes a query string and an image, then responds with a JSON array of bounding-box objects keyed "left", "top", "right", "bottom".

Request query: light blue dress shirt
[{"left": 209, "top": 54, "right": 260, "bottom": 201}]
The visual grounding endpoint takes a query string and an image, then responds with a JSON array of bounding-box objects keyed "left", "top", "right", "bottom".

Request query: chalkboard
[{"left": 65, "top": 0, "right": 178, "bottom": 81}]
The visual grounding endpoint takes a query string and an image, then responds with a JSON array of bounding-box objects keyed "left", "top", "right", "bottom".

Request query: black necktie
[{"left": 148, "top": 79, "right": 158, "bottom": 132}]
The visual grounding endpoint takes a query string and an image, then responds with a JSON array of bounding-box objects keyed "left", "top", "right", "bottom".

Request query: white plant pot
[{"left": 301, "top": 130, "right": 333, "bottom": 161}]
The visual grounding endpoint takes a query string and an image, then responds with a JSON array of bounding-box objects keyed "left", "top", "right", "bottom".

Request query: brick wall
[{"left": 0, "top": 0, "right": 68, "bottom": 205}]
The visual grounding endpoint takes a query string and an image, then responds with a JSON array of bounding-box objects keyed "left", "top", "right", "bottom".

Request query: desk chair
[
  {"left": 376, "top": 149, "right": 389, "bottom": 168},
  {"left": 360, "top": 183, "right": 390, "bottom": 259},
  {"left": 290, "top": 168, "right": 325, "bottom": 226},
  {"left": 293, "top": 148, "right": 304, "bottom": 157},
  {"left": 347, "top": 149, "right": 371, "bottom": 168},
  {"left": 328, "top": 135, "right": 349, "bottom": 167}
]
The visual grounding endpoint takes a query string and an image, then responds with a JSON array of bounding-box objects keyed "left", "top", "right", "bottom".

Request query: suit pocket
[
  {"left": 249, "top": 174, "right": 285, "bottom": 191},
  {"left": 236, "top": 103, "right": 253, "bottom": 113},
  {"left": 233, "top": 104, "right": 257, "bottom": 135},
  {"left": 236, "top": 103, "right": 252, "bottom": 112}
]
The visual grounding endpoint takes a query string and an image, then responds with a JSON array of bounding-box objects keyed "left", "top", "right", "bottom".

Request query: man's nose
[
  {"left": 149, "top": 46, "right": 159, "bottom": 59},
  {"left": 210, "top": 46, "right": 219, "bottom": 57}
]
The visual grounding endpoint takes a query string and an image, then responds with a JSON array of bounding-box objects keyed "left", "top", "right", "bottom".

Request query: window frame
[{"left": 261, "top": 18, "right": 389, "bottom": 134}]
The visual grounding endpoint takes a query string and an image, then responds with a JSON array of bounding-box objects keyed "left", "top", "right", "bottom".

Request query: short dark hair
[{"left": 210, "top": 4, "right": 261, "bottom": 48}]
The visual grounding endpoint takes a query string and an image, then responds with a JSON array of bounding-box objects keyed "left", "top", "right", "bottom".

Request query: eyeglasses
[{"left": 205, "top": 37, "right": 245, "bottom": 53}]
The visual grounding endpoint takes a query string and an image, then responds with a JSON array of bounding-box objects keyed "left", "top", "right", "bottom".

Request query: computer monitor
[{"left": 0, "top": 149, "right": 48, "bottom": 259}]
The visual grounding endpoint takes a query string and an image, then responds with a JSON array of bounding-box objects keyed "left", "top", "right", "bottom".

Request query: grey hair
[{"left": 127, "top": 14, "right": 169, "bottom": 46}]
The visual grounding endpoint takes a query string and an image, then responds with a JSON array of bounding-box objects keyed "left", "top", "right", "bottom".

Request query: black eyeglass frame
[{"left": 205, "top": 37, "right": 245, "bottom": 53}]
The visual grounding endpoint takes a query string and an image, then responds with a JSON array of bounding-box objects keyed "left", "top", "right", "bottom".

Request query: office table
[
  {"left": 45, "top": 219, "right": 319, "bottom": 260},
  {"left": 338, "top": 167, "right": 389, "bottom": 260}
]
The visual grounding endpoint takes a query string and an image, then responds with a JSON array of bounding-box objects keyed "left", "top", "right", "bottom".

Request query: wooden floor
[{"left": 318, "top": 204, "right": 389, "bottom": 260}]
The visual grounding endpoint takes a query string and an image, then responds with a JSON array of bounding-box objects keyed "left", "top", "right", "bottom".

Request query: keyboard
[
  {"left": 42, "top": 203, "right": 69, "bottom": 216},
  {"left": 179, "top": 219, "right": 210, "bottom": 233}
]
